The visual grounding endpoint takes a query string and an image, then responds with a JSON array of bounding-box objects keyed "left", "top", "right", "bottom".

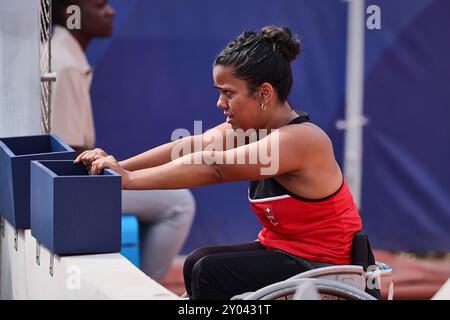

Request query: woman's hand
[
  {"left": 74, "top": 148, "right": 108, "bottom": 172},
  {"left": 90, "top": 155, "right": 131, "bottom": 189}
]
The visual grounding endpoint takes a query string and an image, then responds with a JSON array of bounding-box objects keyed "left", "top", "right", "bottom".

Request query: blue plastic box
[
  {"left": 121, "top": 215, "right": 141, "bottom": 268},
  {"left": 0, "top": 135, "right": 74, "bottom": 229},
  {"left": 30, "top": 160, "right": 122, "bottom": 255}
]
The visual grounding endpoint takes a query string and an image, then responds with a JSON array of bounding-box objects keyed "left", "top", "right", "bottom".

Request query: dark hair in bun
[
  {"left": 214, "top": 25, "right": 302, "bottom": 102},
  {"left": 260, "top": 25, "right": 301, "bottom": 63}
]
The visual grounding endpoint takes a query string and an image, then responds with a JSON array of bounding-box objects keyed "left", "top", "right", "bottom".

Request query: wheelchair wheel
[{"left": 238, "top": 278, "right": 377, "bottom": 300}]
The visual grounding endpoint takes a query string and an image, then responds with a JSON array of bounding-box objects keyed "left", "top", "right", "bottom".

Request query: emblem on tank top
[{"left": 264, "top": 205, "right": 278, "bottom": 226}]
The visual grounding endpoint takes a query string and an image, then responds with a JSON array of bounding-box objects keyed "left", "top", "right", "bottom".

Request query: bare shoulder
[{"left": 278, "top": 122, "right": 332, "bottom": 150}]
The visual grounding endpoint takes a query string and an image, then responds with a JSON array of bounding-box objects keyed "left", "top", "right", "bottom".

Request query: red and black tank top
[{"left": 248, "top": 114, "right": 362, "bottom": 265}]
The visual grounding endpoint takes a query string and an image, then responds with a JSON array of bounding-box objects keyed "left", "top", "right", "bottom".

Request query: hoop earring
[{"left": 261, "top": 103, "right": 267, "bottom": 111}]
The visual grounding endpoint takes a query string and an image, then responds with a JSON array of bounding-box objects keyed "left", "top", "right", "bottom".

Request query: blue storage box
[
  {"left": 0, "top": 135, "right": 74, "bottom": 229},
  {"left": 121, "top": 215, "right": 141, "bottom": 268},
  {"left": 30, "top": 160, "right": 122, "bottom": 255}
]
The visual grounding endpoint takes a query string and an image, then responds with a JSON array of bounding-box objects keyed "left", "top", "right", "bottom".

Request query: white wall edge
[{"left": 1, "top": 219, "right": 180, "bottom": 300}]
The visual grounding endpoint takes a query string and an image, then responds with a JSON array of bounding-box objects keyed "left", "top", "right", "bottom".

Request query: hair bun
[{"left": 260, "top": 25, "right": 302, "bottom": 62}]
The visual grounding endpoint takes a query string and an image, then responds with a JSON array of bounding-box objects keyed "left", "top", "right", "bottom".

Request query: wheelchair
[{"left": 231, "top": 231, "right": 394, "bottom": 300}]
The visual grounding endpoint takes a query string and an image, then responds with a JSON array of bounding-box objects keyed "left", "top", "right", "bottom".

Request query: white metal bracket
[
  {"left": 40, "top": 72, "right": 56, "bottom": 82},
  {"left": 14, "top": 229, "right": 18, "bottom": 251},
  {"left": 49, "top": 253, "right": 54, "bottom": 277},
  {"left": 0, "top": 217, "right": 4, "bottom": 237},
  {"left": 36, "top": 240, "right": 41, "bottom": 266},
  {"left": 336, "top": 116, "right": 369, "bottom": 130}
]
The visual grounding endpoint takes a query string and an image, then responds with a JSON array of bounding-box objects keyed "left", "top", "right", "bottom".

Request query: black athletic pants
[{"left": 183, "top": 242, "right": 331, "bottom": 300}]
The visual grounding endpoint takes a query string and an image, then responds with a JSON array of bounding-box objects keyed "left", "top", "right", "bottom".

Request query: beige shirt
[{"left": 50, "top": 26, "right": 96, "bottom": 149}]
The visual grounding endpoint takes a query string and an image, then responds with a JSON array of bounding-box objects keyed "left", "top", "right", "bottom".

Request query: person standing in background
[{"left": 50, "top": 0, "right": 196, "bottom": 282}]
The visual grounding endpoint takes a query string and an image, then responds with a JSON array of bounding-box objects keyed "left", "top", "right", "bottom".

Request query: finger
[
  {"left": 91, "top": 159, "right": 98, "bottom": 175},
  {"left": 74, "top": 150, "right": 89, "bottom": 163},
  {"left": 95, "top": 162, "right": 101, "bottom": 175},
  {"left": 97, "top": 160, "right": 107, "bottom": 175},
  {"left": 94, "top": 161, "right": 99, "bottom": 175},
  {"left": 86, "top": 152, "right": 98, "bottom": 163},
  {"left": 95, "top": 148, "right": 106, "bottom": 157},
  {"left": 83, "top": 157, "right": 93, "bottom": 170},
  {"left": 96, "top": 159, "right": 107, "bottom": 175},
  {"left": 82, "top": 152, "right": 101, "bottom": 169},
  {"left": 80, "top": 151, "right": 92, "bottom": 162},
  {"left": 89, "top": 161, "right": 95, "bottom": 175}
]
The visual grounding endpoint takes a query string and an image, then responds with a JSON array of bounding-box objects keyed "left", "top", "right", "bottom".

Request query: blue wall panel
[{"left": 362, "top": 0, "right": 450, "bottom": 251}]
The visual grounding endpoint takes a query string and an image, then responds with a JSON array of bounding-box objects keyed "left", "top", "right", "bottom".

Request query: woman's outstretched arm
[
  {"left": 75, "top": 122, "right": 233, "bottom": 171},
  {"left": 90, "top": 125, "right": 320, "bottom": 190}
]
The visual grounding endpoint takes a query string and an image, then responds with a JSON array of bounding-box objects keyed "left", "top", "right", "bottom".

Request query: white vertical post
[
  {"left": 0, "top": 0, "right": 41, "bottom": 138},
  {"left": 340, "top": 0, "right": 366, "bottom": 208}
]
